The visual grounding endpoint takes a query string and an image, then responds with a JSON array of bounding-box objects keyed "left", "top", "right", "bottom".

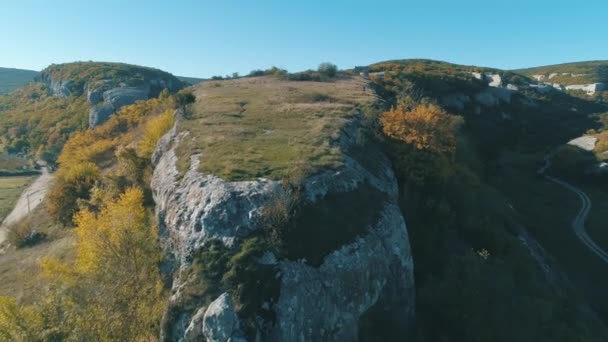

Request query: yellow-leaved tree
[
  {"left": 138, "top": 109, "right": 175, "bottom": 159},
  {"left": 37, "top": 187, "right": 164, "bottom": 341},
  {"left": 381, "top": 103, "right": 459, "bottom": 186}
]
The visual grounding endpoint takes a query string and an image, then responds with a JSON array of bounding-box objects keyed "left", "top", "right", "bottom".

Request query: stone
[
  {"left": 103, "top": 86, "right": 150, "bottom": 109},
  {"left": 202, "top": 293, "right": 241, "bottom": 342},
  {"left": 565, "top": 83, "right": 605, "bottom": 95},
  {"left": 568, "top": 136, "right": 597, "bottom": 151},
  {"left": 487, "top": 74, "right": 502, "bottom": 88},
  {"left": 184, "top": 306, "right": 207, "bottom": 341},
  {"left": 88, "top": 104, "right": 115, "bottom": 128},
  {"left": 506, "top": 84, "right": 520, "bottom": 91}
]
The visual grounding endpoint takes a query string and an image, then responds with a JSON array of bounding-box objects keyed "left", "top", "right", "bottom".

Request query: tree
[
  {"left": 40, "top": 187, "right": 165, "bottom": 340},
  {"left": 381, "top": 103, "right": 457, "bottom": 154},
  {"left": 174, "top": 91, "right": 196, "bottom": 109},
  {"left": 47, "top": 162, "right": 100, "bottom": 226},
  {"left": 318, "top": 62, "right": 338, "bottom": 78},
  {"left": 137, "top": 109, "right": 175, "bottom": 159},
  {"left": 381, "top": 103, "right": 459, "bottom": 186}
]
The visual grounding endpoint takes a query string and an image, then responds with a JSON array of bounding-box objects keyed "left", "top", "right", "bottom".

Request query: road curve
[
  {"left": 539, "top": 154, "right": 608, "bottom": 264},
  {"left": 0, "top": 167, "right": 52, "bottom": 245}
]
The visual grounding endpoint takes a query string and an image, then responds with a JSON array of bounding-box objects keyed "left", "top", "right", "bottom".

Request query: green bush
[{"left": 318, "top": 62, "right": 338, "bottom": 78}]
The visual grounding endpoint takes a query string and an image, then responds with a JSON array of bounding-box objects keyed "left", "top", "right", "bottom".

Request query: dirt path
[
  {"left": 539, "top": 154, "right": 608, "bottom": 264},
  {"left": 0, "top": 167, "right": 52, "bottom": 244}
]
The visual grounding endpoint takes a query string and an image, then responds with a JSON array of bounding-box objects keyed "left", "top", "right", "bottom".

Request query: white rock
[
  {"left": 568, "top": 136, "right": 597, "bottom": 151},
  {"left": 487, "top": 74, "right": 502, "bottom": 88},
  {"left": 202, "top": 293, "right": 241, "bottom": 342},
  {"left": 565, "top": 83, "right": 605, "bottom": 95},
  {"left": 471, "top": 72, "right": 484, "bottom": 80}
]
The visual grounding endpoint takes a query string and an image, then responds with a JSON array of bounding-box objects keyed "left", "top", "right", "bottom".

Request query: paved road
[
  {"left": 539, "top": 154, "right": 608, "bottom": 264},
  {"left": 0, "top": 167, "right": 52, "bottom": 245}
]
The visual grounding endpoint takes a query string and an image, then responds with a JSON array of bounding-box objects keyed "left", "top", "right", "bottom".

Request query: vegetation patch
[
  {"left": 282, "top": 183, "right": 387, "bottom": 266},
  {"left": 0, "top": 175, "right": 33, "bottom": 222},
  {"left": 0, "top": 83, "right": 89, "bottom": 160},
  {"left": 177, "top": 75, "right": 376, "bottom": 181},
  {"left": 185, "top": 237, "right": 279, "bottom": 339},
  {"left": 41, "top": 61, "right": 184, "bottom": 93}
]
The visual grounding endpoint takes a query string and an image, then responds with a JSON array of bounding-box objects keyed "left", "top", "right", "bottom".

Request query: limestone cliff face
[
  {"left": 151, "top": 114, "right": 415, "bottom": 341},
  {"left": 36, "top": 67, "right": 183, "bottom": 127}
]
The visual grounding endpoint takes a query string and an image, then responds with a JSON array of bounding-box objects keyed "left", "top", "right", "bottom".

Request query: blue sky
[{"left": 1, "top": 0, "right": 607, "bottom": 78}]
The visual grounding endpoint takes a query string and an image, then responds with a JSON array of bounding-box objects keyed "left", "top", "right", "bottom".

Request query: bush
[
  {"left": 173, "top": 91, "right": 196, "bottom": 109},
  {"left": 5, "top": 219, "right": 47, "bottom": 248},
  {"left": 137, "top": 110, "right": 175, "bottom": 159},
  {"left": 47, "top": 162, "right": 100, "bottom": 226},
  {"left": 318, "top": 62, "right": 338, "bottom": 78}
]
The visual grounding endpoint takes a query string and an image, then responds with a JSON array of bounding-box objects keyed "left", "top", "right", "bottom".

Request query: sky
[{"left": 1, "top": 0, "right": 608, "bottom": 78}]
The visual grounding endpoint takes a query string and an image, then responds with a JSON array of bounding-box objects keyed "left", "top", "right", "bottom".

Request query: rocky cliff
[
  {"left": 150, "top": 82, "right": 415, "bottom": 341},
  {"left": 36, "top": 62, "right": 184, "bottom": 127}
]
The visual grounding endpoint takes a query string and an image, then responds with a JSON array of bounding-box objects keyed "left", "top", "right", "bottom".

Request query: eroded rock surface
[{"left": 152, "top": 110, "right": 415, "bottom": 340}]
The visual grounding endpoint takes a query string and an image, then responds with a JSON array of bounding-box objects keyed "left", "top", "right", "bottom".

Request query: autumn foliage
[
  {"left": 0, "top": 188, "right": 165, "bottom": 341},
  {"left": 381, "top": 103, "right": 459, "bottom": 186},
  {"left": 381, "top": 103, "right": 456, "bottom": 154}
]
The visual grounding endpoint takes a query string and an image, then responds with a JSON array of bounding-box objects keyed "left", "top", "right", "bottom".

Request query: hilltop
[
  {"left": 0, "top": 62, "right": 184, "bottom": 162},
  {"left": 0, "top": 67, "right": 39, "bottom": 94},
  {"left": 1, "top": 59, "right": 608, "bottom": 341},
  {"left": 515, "top": 61, "right": 608, "bottom": 98},
  {"left": 516, "top": 60, "right": 608, "bottom": 84}
]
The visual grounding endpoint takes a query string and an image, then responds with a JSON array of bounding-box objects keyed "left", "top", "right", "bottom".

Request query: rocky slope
[
  {"left": 36, "top": 62, "right": 184, "bottom": 127},
  {"left": 151, "top": 76, "right": 415, "bottom": 341}
]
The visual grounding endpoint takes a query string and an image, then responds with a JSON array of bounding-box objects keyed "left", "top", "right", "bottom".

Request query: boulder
[
  {"left": 487, "top": 74, "right": 502, "bottom": 88},
  {"left": 103, "top": 86, "right": 149, "bottom": 109},
  {"left": 568, "top": 136, "right": 597, "bottom": 151},
  {"left": 202, "top": 293, "right": 242, "bottom": 342},
  {"left": 88, "top": 104, "right": 115, "bottom": 128},
  {"left": 565, "top": 83, "right": 606, "bottom": 95}
]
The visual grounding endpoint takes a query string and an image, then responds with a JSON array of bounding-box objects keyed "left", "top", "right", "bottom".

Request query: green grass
[
  {"left": 0, "top": 176, "right": 33, "bottom": 222},
  {"left": 176, "top": 75, "right": 377, "bottom": 181}
]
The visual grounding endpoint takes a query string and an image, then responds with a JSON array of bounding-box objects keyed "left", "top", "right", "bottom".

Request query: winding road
[
  {"left": 539, "top": 153, "right": 608, "bottom": 264},
  {"left": 0, "top": 167, "right": 52, "bottom": 245}
]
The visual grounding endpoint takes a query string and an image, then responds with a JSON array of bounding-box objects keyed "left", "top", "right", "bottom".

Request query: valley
[{"left": 0, "top": 58, "right": 607, "bottom": 341}]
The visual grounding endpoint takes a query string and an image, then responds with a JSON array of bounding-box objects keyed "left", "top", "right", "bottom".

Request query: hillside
[
  {"left": 1, "top": 59, "right": 608, "bottom": 341},
  {"left": 177, "top": 75, "right": 206, "bottom": 85},
  {"left": 515, "top": 60, "right": 608, "bottom": 85},
  {"left": 515, "top": 61, "right": 608, "bottom": 100},
  {"left": 0, "top": 67, "right": 39, "bottom": 94},
  {"left": 0, "top": 62, "right": 184, "bottom": 163}
]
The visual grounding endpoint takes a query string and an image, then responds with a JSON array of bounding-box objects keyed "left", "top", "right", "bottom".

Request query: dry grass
[
  {"left": 0, "top": 235, "right": 74, "bottom": 303},
  {"left": 0, "top": 176, "right": 33, "bottom": 222},
  {"left": 176, "top": 75, "right": 378, "bottom": 180}
]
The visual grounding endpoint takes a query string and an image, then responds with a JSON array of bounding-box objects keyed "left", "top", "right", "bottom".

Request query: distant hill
[
  {"left": 0, "top": 67, "right": 39, "bottom": 94},
  {"left": 177, "top": 75, "right": 205, "bottom": 85},
  {"left": 515, "top": 60, "right": 608, "bottom": 85},
  {"left": 0, "top": 61, "right": 184, "bottom": 161}
]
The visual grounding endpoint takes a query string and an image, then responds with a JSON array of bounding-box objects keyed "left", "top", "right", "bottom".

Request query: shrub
[
  {"left": 318, "top": 62, "right": 338, "bottom": 78},
  {"left": 47, "top": 162, "right": 100, "bottom": 226},
  {"left": 137, "top": 109, "right": 175, "bottom": 159},
  {"left": 5, "top": 218, "right": 47, "bottom": 248},
  {"left": 173, "top": 91, "right": 196, "bottom": 109}
]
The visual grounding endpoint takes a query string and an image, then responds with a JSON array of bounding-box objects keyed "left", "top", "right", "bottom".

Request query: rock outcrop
[
  {"left": 152, "top": 112, "right": 415, "bottom": 340},
  {"left": 37, "top": 63, "right": 184, "bottom": 127}
]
